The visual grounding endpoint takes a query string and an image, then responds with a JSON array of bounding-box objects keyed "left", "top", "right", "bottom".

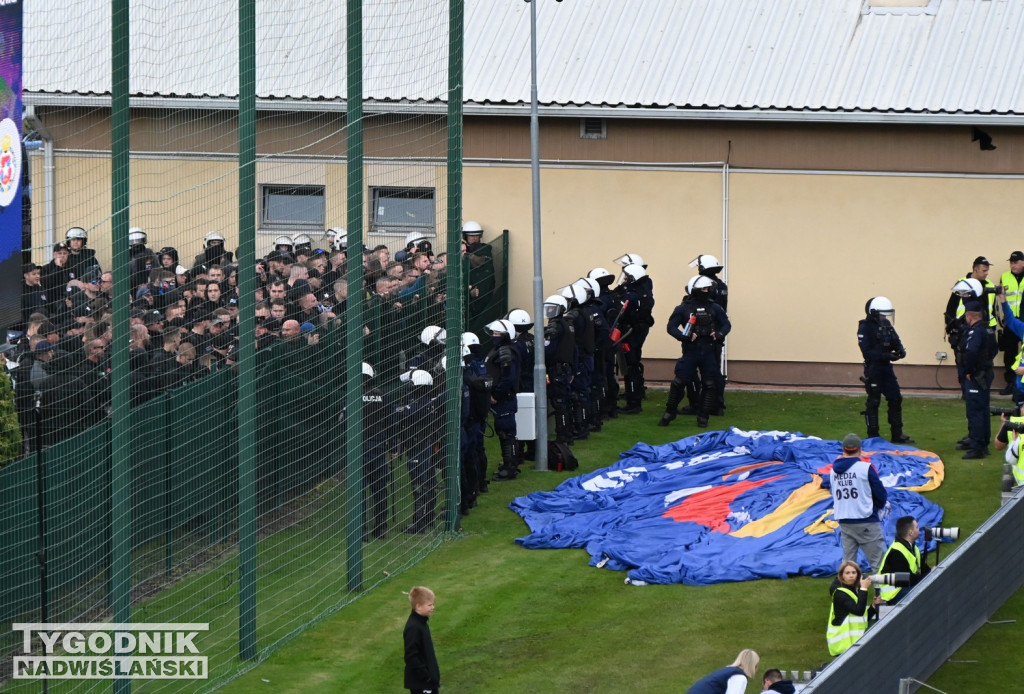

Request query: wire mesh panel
[{"left": 3, "top": 1, "right": 463, "bottom": 690}]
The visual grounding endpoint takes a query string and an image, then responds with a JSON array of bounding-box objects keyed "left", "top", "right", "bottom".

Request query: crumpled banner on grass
[{"left": 510, "top": 428, "right": 945, "bottom": 586}]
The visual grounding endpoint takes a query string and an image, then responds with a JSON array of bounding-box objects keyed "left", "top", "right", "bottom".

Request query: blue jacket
[{"left": 686, "top": 665, "right": 746, "bottom": 694}]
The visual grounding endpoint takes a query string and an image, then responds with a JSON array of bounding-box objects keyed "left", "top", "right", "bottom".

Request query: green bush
[{"left": 0, "top": 371, "right": 23, "bottom": 466}]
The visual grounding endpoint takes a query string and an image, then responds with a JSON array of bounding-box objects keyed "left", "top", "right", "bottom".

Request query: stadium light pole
[{"left": 526, "top": 0, "right": 559, "bottom": 472}]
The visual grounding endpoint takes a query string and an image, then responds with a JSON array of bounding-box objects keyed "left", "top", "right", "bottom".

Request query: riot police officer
[
  {"left": 486, "top": 319, "right": 521, "bottom": 481},
  {"left": 660, "top": 276, "right": 730, "bottom": 428},
  {"left": 580, "top": 277, "right": 611, "bottom": 432},
  {"left": 461, "top": 332, "right": 492, "bottom": 501},
  {"left": 506, "top": 308, "right": 536, "bottom": 458},
  {"left": 561, "top": 281, "right": 595, "bottom": 439},
  {"left": 396, "top": 369, "right": 441, "bottom": 533},
  {"left": 359, "top": 362, "right": 392, "bottom": 540},
  {"left": 858, "top": 297, "right": 913, "bottom": 444},
  {"left": 543, "top": 295, "right": 576, "bottom": 444},
  {"left": 612, "top": 260, "right": 654, "bottom": 414},
  {"left": 587, "top": 267, "right": 618, "bottom": 420},
  {"left": 128, "top": 227, "right": 157, "bottom": 292}
]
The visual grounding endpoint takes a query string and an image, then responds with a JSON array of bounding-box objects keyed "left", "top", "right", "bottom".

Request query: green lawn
[{"left": 202, "top": 390, "right": 1019, "bottom": 693}]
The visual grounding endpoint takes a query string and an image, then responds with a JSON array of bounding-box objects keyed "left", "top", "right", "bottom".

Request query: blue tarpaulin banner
[{"left": 511, "top": 429, "right": 945, "bottom": 586}]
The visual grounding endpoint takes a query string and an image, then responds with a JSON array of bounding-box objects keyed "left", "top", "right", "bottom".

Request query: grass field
[{"left": 200, "top": 389, "right": 1021, "bottom": 693}]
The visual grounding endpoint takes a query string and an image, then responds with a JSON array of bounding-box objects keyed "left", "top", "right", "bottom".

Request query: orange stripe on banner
[
  {"left": 663, "top": 475, "right": 785, "bottom": 532},
  {"left": 723, "top": 460, "right": 783, "bottom": 479},
  {"left": 731, "top": 475, "right": 832, "bottom": 538}
]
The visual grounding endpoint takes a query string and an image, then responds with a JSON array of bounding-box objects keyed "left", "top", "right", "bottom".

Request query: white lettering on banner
[{"left": 11, "top": 624, "right": 209, "bottom": 680}]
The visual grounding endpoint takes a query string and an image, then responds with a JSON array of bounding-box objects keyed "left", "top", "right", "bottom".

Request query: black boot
[
  {"left": 887, "top": 400, "right": 913, "bottom": 443},
  {"left": 659, "top": 381, "right": 684, "bottom": 426}
]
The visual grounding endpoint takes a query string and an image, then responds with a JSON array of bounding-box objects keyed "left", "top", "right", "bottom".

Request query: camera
[
  {"left": 990, "top": 407, "right": 1018, "bottom": 417},
  {"left": 1005, "top": 422, "right": 1024, "bottom": 434},
  {"left": 869, "top": 572, "right": 911, "bottom": 587},
  {"left": 924, "top": 526, "right": 960, "bottom": 542}
]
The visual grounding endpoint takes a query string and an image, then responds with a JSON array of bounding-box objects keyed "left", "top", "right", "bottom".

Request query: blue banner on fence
[
  {"left": 0, "top": 0, "right": 22, "bottom": 332},
  {"left": 511, "top": 429, "right": 945, "bottom": 586}
]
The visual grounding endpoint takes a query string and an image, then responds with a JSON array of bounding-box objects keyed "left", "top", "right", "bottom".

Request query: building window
[
  {"left": 370, "top": 187, "right": 435, "bottom": 236},
  {"left": 260, "top": 184, "right": 325, "bottom": 231},
  {"left": 580, "top": 118, "right": 607, "bottom": 140}
]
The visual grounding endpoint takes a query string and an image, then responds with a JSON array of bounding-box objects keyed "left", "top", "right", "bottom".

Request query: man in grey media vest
[{"left": 828, "top": 433, "right": 889, "bottom": 572}]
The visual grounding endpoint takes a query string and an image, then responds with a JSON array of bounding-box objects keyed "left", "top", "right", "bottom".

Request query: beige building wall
[{"left": 465, "top": 163, "right": 1024, "bottom": 375}]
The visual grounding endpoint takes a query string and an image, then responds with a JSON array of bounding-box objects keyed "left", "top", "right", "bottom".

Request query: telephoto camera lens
[
  {"left": 925, "top": 526, "right": 960, "bottom": 541},
  {"left": 869, "top": 572, "right": 911, "bottom": 587}
]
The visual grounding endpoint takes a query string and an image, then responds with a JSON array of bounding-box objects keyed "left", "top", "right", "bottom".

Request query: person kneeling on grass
[
  {"left": 404, "top": 586, "right": 441, "bottom": 694},
  {"left": 686, "top": 648, "right": 759, "bottom": 694}
]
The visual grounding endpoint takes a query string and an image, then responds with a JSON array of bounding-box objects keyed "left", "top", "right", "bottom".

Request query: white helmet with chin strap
[
  {"left": 420, "top": 325, "right": 446, "bottom": 346},
  {"left": 410, "top": 369, "right": 434, "bottom": 387},
  {"left": 689, "top": 254, "right": 723, "bottom": 274},
  {"left": 866, "top": 296, "right": 895, "bottom": 317},
  {"left": 361, "top": 362, "right": 375, "bottom": 378},
  {"left": 128, "top": 227, "right": 147, "bottom": 246},
  {"left": 543, "top": 295, "right": 568, "bottom": 320},
  {"left": 460, "top": 331, "right": 480, "bottom": 357},
  {"left": 952, "top": 278, "right": 984, "bottom": 297},
  {"left": 582, "top": 277, "right": 601, "bottom": 298},
  {"left": 614, "top": 253, "right": 645, "bottom": 267},
  {"left": 622, "top": 263, "right": 648, "bottom": 283},
  {"left": 506, "top": 308, "right": 533, "bottom": 332},
  {"left": 485, "top": 318, "right": 516, "bottom": 340}
]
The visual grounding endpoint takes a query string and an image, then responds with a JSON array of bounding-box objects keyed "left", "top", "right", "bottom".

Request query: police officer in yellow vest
[
  {"left": 998, "top": 251, "right": 1024, "bottom": 395},
  {"left": 994, "top": 408, "right": 1024, "bottom": 487},
  {"left": 877, "top": 516, "right": 931, "bottom": 605}
]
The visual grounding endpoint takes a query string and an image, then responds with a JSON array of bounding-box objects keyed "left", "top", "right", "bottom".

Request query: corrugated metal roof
[{"left": 23, "top": 0, "right": 1024, "bottom": 116}]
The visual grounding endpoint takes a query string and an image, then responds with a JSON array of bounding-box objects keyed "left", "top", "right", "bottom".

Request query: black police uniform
[
  {"left": 661, "top": 291, "right": 730, "bottom": 428},
  {"left": 857, "top": 312, "right": 911, "bottom": 443},
  {"left": 957, "top": 313, "right": 997, "bottom": 458}
]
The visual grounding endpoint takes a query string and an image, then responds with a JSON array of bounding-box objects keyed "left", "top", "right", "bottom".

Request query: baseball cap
[
  {"left": 53, "top": 242, "right": 69, "bottom": 252},
  {"left": 144, "top": 310, "right": 164, "bottom": 326},
  {"left": 974, "top": 256, "right": 992, "bottom": 267},
  {"left": 300, "top": 322, "right": 316, "bottom": 334},
  {"left": 34, "top": 340, "right": 56, "bottom": 352},
  {"left": 1010, "top": 251, "right": 1024, "bottom": 263},
  {"left": 841, "top": 433, "right": 862, "bottom": 452}
]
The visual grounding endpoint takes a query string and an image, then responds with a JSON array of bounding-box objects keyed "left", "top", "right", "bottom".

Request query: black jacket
[{"left": 403, "top": 611, "right": 440, "bottom": 691}]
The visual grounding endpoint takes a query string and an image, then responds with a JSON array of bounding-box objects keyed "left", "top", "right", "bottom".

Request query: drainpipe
[
  {"left": 721, "top": 143, "right": 731, "bottom": 378},
  {"left": 23, "top": 104, "right": 55, "bottom": 260}
]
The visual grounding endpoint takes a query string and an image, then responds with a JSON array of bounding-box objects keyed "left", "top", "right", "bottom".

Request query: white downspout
[{"left": 721, "top": 142, "right": 731, "bottom": 379}]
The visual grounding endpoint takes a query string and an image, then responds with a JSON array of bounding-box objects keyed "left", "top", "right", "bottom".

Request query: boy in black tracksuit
[{"left": 404, "top": 586, "right": 441, "bottom": 694}]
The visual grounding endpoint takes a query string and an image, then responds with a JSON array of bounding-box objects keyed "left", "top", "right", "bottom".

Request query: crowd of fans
[{"left": 8, "top": 224, "right": 496, "bottom": 452}]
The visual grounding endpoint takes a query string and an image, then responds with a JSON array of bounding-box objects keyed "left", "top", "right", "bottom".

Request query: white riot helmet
[
  {"left": 557, "top": 284, "right": 586, "bottom": 307},
  {"left": 588, "top": 267, "right": 615, "bottom": 289},
  {"left": 952, "top": 278, "right": 984, "bottom": 298},
  {"left": 691, "top": 275, "right": 714, "bottom": 294},
  {"left": 689, "top": 254, "right": 723, "bottom": 274},
  {"left": 685, "top": 275, "right": 702, "bottom": 295},
  {"left": 405, "top": 231, "right": 429, "bottom": 249},
  {"left": 293, "top": 233, "right": 313, "bottom": 251},
  {"left": 582, "top": 277, "right": 601, "bottom": 298},
  {"left": 622, "top": 263, "right": 648, "bottom": 283},
  {"left": 362, "top": 362, "right": 375, "bottom": 378},
  {"left": 462, "top": 220, "right": 483, "bottom": 238},
  {"left": 420, "top": 325, "right": 446, "bottom": 346},
  {"left": 410, "top": 369, "right": 434, "bottom": 387},
  {"left": 440, "top": 355, "right": 447, "bottom": 372},
  {"left": 614, "top": 253, "right": 645, "bottom": 267},
  {"left": 866, "top": 296, "right": 895, "bottom": 318},
  {"left": 485, "top": 318, "right": 516, "bottom": 340},
  {"left": 460, "top": 331, "right": 481, "bottom": 357},
  {"left": 571, "top": 278, "right": 594, "bottom": 304},
  {"left": 205, "top": 231, "right": 226, "bottom": 247},
  {"left": 326, "top": 227, "right": 347, "bottom": 251},
  {"left": 65, "top": 227, "right": 88, "bottom": 242},
  {"left": 506, "top": 308, "right": 533, "bottom": 332},
  {"left": 543, "top": 294, "right": 568, "bottom": 320},
  {"left": 273, "top": 235, "right": 293, "bottom": 252},
  {"left": 128, "top": 227, "right": 147, "bottom": 246}
]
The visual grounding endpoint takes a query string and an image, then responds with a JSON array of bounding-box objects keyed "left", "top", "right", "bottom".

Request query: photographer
[
  {"left": 998, "top": 252, "right": 1024, "bottom": 395},
  {"left": 993, "top": 406, "right": 1024, "bottom": 487},
  {"left": 857, "top": 297, "right": 912, "bottom": 443},
  {"left": 877, "top": 516, "right": 931, "bottom": 605},
  {"left": 827, "top": 560, "right": 874, "bottom": 657}
]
